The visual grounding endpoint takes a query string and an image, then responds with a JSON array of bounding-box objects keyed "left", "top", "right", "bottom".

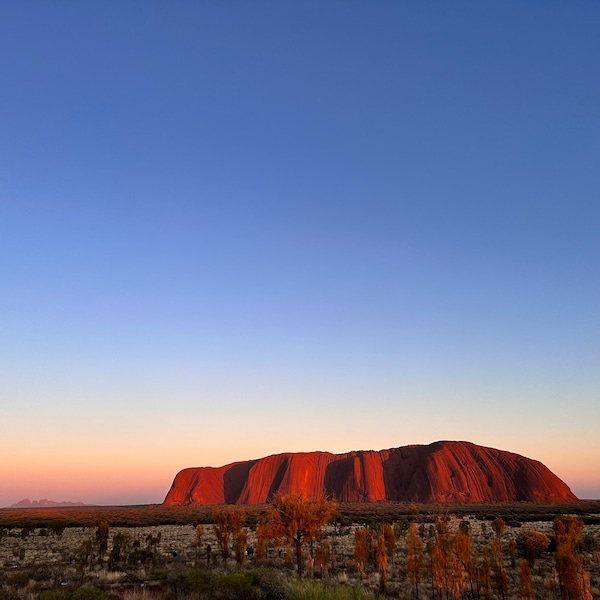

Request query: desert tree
[
  {"left": 354, "top": 526, "right": 370, "bottom": 576},
  {"left": 577, "top": 555, "right": 593, "bottom": 600},
  {"left": 427, "top": 516, "right": 462, "bottom": 600},
  {"left": 406, "top": 522, "right": 424, "bottom": 599},
  {"left": 517, "top": 530, "right": 550, "bottom": 567},
  {"left": 491, "top": 518, "right": 506, "bottom": 538},
  {"left": 477, "top": 547, "right": 492, "bottom": 600},
  {"left": 480, "top": 521, "right": 488, "bottom": 541},
  {"left": 77, "top": 539, "right": 94, "bottom": 584},
  {"left": 509, "top": 539, "right": 518, "bottom": 567},
  {"left": 454, "top": 528, "right": 475, "bottom": 597},
  {"left": 212, "top": 506, "right": 245, "bottom": 569},
  {"left": 448, "top": 551, "right": 466, "bottom": 600},
  {"left": 263, "top": 491, "right": 336, "bottom": 577},
  {"left": 256, "top": 520, "right": 271, "bottom": 561},
  {"left": 553, "top": 516, "right": 588, "bottom": 600},
  {"left": 96, "top": 521, "right": 109, "bottom": 559},
  {"left": 429, "top": 527, "right": 469, "bottom": 600},
  {"left": 194, "top": 524, "right": 204, "bottom": 567},
  {"left": 458, "top": 519, "right": 470, "bottom": 536},
  {"left": 554, "top": 517, "right": 583, "bottom": 551},
  {"left": 519, "top": 559, "right": 534, "bottom": 599},
  {"left": 428, "top": 532, "right": 448, "bottom": 599},
  {"left": 108, "top": 531, "right": 130, "bottom": 570},
  {"left": 394, "top": 517, "right": 411, "bottom": 540},
  {"left": 383, "top": 523, "right": 396, "bottom": 569},
  {"left": 370, "top": 528, "right": 380, "bottom": 569},
  {"left": 376, "top": 533, "right": 388, "bottom": 595},
  {"left": 235, "top": 527, "right": 248, "bottom": 565},
  {"left": 491, "top": 537, "right": 508, "bottom": 600},
  {"left": 329, "top": 519, "right": 346, "bottom": 571},
  {"left": 145, "top": 531, "right": 162, "bottom": 569},
  {"left": 436, "top": 514, "right": 451, "bottom": 537},
  {"left": 315, "top": 539, "right": 330, "bottom": 577}
]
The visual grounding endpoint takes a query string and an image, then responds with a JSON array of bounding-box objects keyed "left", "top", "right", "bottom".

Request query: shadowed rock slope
[{"left": 163, "top": 441, "right": 577, "bottom": 505}]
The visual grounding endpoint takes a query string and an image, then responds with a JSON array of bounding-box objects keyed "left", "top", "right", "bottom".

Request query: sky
[{"left": 1, "top": 2, "right": 599, "bottom": 506}]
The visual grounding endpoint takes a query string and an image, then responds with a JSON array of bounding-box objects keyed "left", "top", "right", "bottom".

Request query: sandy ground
[{"left": 1, "top": 515, "right": 599, "bottom": 598}]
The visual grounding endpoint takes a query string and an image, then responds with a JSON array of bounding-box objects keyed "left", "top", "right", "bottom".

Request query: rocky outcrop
[{"left": 163, "top": 441, "right": 577, "bottom": 505}]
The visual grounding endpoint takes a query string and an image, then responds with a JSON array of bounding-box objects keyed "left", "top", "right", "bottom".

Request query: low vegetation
[{"left": 1, "top": 499, "right": 599, "bottom": 599}]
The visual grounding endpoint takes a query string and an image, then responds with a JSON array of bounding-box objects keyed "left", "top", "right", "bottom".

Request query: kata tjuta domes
[{"left": 163, "top": 440, "right": 577, "bottom": 505}]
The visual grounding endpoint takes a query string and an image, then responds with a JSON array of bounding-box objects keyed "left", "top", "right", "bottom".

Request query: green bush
[
  {"left": 251, "top": 570, "right": 287, "bottom": 600},
  {"left": 69, "top": 586, "right": 111, "bottom": 600},
  {"left": 287, "top": 580, "right": 373, "bottom": 600},
  {"left": 187, "top": 569, "right": 214, "bottom": 594},
  {"left": 181, "top": 569, "right": 286, "bottom": 600},
  {"left": 213, "top": 572, "right": 259, "bottom": 600}
]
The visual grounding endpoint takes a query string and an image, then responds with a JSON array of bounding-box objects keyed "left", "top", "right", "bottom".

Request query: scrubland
[{"left": 0, "top": 501, "right": 599, "bottom": 600}]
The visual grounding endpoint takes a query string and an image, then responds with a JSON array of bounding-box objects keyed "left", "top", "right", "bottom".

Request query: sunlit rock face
[{"left": 163, "top": 441, "right": 578, "bottom": 505}]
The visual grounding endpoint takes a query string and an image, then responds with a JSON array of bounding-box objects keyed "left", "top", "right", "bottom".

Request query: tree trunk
[{"left": 296, "top": 540, "right": 303, "bottom": 576}]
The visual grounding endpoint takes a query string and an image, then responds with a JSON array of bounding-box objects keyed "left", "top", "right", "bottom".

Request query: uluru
[{"left": 163, "top": 441, "right": 577, "bottom": 506}]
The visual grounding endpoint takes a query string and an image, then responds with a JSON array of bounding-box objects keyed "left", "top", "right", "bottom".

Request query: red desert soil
[{"left": 163, "top": 440, "right": 578, "bottom": 506}]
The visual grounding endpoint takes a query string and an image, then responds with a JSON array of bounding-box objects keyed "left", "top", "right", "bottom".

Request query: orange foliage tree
[
  {"left": 491, "top": 518, "right": 506, "bottom": 538},
  {"left": 516, "top": 530, "right": 550, "bottom": 567},
  {"left": 518, "top": 559, "right": 534, "bottom": 599},
  {"left": 491, "top": 537, "right": 508, "bottom": 600},
  {"left": 553, "top": 516, "right": 588, "bottom": 600},
  {"left": 383, "top": 523, "right": 396, "bottom": 567},
  {"left": 376, "top": 533, "right": 388, "bottom": 594},
  {"left": 455, "top": 529, "right": 475, "bottom": 597},
  {"left": 354, "top": 526, "right": 370, "bottom": 576},
  {"left": 263, "top": 491, "right": 336, "bottom": 576},
  {"left": 406, "top": 522, "right": 424, "bottom": 599},
  {"left": 212, "top": 506, "right": 245, "bottom": 568}
]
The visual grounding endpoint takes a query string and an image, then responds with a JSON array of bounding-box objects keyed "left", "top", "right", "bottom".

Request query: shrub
[
  {"left": 70, "top": 587, "right": 112, "bottom": 600},
  {"left": 516, "top": 530, "right": 550, "bottom": 566},
  {"left": 177, "top": 569, "right": 286, "bottom": 600},
  {"left": 186, "top": 568, "right": 213, "bottom": 594},
  {"left": 250, "top": 570, "right": 288, "bottom": 600},
  {"left": 287, "top": 580, "right": 373, "bottom": 600},
  {"left": 213, "top": 572, "right": 260, "bottom": 600}
]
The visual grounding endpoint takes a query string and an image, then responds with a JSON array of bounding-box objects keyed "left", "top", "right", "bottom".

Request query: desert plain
[{"left": 1, "top": 502, "right": 600, "bottom": 599}]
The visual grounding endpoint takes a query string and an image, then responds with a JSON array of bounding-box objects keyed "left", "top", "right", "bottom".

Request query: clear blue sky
[{"left": 1, "top": 2, "right": 599, "bottom": 505}]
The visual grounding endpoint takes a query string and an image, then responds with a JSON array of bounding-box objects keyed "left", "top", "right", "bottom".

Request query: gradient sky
[{"left": 1, "top": 2, "right": 599, "bottom": 506}]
